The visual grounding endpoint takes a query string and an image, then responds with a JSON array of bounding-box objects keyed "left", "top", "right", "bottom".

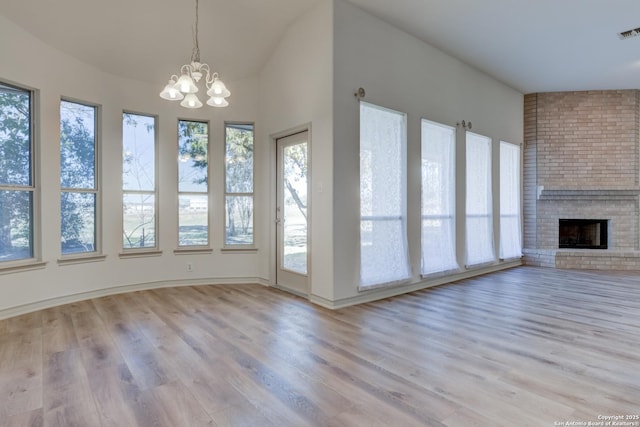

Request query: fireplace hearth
[{"left": 559, "top": 219, "right": 608, "bottom": 249}]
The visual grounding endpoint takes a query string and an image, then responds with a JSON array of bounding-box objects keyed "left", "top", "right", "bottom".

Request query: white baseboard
[
  {"left": 0, "top": 276, "right": 268, "bottom": 321},
  {"left": 0, "top": 262, "right": 522, "bottom": 320},
  {"left": 309, "top": 260, "right": 522, "bottom": 310}
]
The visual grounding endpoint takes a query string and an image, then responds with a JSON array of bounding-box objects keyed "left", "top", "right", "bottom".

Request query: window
[
  {"left": 0, "top": 82, "right": 34, "bottom": 263},
  {"left": 122, "top": 113, "right": 157, "bottom": 250},
  {"left": 500, "top": 141, "right": 522, "bottom": 259},
  {"left": 178, "top": 120, "right": 209, "bottom": 247},
  {"left": 465, "top": 131, "right": 494, "bottom": 266},
  {"left": 359, "top": 102, "right": 410, "bottom": 288},
  {"left": 421, "top": 119, "right": 458, "bottom": 275},
  {"left": 60, "top": 100, "right": 98, "bottom": 256},
  {"left": 224, "top": 123, "right": 254, "bottom": 246}
]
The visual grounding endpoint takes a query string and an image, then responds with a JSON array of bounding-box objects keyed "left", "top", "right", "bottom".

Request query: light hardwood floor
[{"left": 1, "top": 266, "right": 639, "bottom": 426}]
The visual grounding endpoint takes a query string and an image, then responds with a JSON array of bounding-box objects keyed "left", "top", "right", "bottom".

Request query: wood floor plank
[
  {"left": 0, "top": 329, "right": 43, "bottom": 420},
  {"left": 150, "top": 380, "right": 216, "bottom": 427},
  {"left": 0, "top": 317, "right": 9, "bottom": 336},
  {"left": 86, "top": 363, "right": 141, "bottom": 427},
  {"left": 441, "top": 407, "right": 509, "bottom": 427},
  {"left": 1, "top": 408, "right": 43, "bottom": 427},
  {"left": 71, "top": 307, "right": 124, "bottom": 370},
  {"left": 5, "top": 311, "right": 42, "bottom": 334},
  {"left": 223, "top": 368, "right": 314, "bottom": 427},
  {"left": 128, "top": 289, "right": 260, "bottom": 417},
  {"left": 43, "top": 404, "right": 101, "bottom": 427},
  {"left": 92, "top": 296, "right": 178, "bottom": 391},
  {"left": 42, "top": 349, "right": 99, "bottom": 421},
  {"left": 144, "top": 290, "right": 324, "bottom": 426},
  {"left": 194, "top": 293, "right": 448, "bottom": 426},
  {"left": 0, "top": 266, "right": 639, "bottom": 426},
  {"left": 129, "top": 388, "right": 177, "bottom": 427},
  {"left": 169, "top": 289, "right": 357, "bottom": 419},
  {"left": 209, "top": 399, "right": 276, "bottom": 427},
  {"left": 41, "top": 306, "right": 78, "bottom": 357}
]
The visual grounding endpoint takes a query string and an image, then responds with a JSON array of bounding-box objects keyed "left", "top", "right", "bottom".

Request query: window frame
[
  {"left": 120, "top": 111, "right": 160, "bottom": 256},
  {"left": 59, "top": 97, "right": 102, "bottom": 261},
  {"left": 223, "top": 121, "right": 255, "bottom": 249},
  {"left": 176, "top": 118, "right": 211, "bottom": 251},
  {"left": 0, "top": 80, "right": 43, "bottom": 271}
]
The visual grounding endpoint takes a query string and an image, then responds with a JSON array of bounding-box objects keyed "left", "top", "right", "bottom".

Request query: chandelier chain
[{"left": 192, "top": 0, "right": 201, "bottom": 63}]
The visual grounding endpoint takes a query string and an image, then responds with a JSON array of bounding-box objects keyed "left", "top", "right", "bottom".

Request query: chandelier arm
[
  {"left": 199, "top": 64, "right": 213, "bottom": 87},
  {"left": 181, "top": 64, "right": 192, "bottom": 76},
  {"left": 207, "top": 71, "right": 219, "bottom": 87}
]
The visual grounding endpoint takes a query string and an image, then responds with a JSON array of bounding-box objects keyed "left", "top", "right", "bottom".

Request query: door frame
[{"left": 270, "top": 123, "right": 312, "bottom": 297}]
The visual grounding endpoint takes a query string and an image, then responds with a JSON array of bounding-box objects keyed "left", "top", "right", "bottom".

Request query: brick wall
[
  {"left": 523, "top": 90, "right": 640, "bottom": 270},
  {"left": 523, "top": 94, "right": 537, "bottom": 249},
  {"left": 536, "top": 90, "right": 639, "bottom": 189}
]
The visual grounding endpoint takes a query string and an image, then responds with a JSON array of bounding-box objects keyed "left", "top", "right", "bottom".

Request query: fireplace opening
[{"left": 559, "top": 219, "right": 608, "bottom": 249}]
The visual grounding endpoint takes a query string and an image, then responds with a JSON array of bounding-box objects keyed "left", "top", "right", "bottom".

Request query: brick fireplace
[{"left": 523, "top": 90, "right": 640, "bottom": 270}]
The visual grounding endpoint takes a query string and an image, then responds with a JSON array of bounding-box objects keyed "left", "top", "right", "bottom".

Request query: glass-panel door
[{"left": 276, "top": 131, "right": 309, "bottom": 296}]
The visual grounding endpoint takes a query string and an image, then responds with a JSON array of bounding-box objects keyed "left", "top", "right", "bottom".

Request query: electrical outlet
[{"left": 187, "top": 262, "right": 193, "bottom": 272}]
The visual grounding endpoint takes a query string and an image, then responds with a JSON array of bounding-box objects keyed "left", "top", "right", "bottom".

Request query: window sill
[
  {"left": 420, "top": 267, "right": 462, "bottom": 279},
  {"left": 464, "top": 260, "right": 497, "bottom": 270},
  {"left": 0, "top": 260, "right": 48, "bottom": 275},
  {"left": 58, "top": 254, "right": 107, "bottom": 266},
  {"left": 499, "top": 256, "right": 523, "bottom": 262},
  {"left": 358, "top": 277, "right": 412, "bottom": 292},
  {"left": 119, "top": 250, "right": 163, "bottom": 259},
  {"left": 173, "top": 248, "right": 214, "bottom": 255}
]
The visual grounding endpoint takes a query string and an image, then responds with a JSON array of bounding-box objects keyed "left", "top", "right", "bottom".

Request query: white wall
[
  {"left": 331, "top": 0, "right": 524, "bottom": 303},
  {"left": 0, "top": 0, "right": 524, "bottom": 316},
  {"left": 0, "top": 16, "right": 262, "bottom": 317},
  {"left": 258, "top": 0, "right": 334, "bottom": 301}
]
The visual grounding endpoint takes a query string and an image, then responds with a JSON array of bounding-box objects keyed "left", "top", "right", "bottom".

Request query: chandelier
[{"left": 159, "top": 0, "right": 230, "bottom": 108}]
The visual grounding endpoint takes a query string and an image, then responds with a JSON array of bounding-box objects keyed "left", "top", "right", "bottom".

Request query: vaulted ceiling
[{"left": 2, "top": 0, "right": 640, "bottom": 93}]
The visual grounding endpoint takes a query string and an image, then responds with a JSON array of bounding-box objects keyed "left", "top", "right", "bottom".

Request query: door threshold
[{"left": 274, "top": 284, "right": 309, "bottom": 299}]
